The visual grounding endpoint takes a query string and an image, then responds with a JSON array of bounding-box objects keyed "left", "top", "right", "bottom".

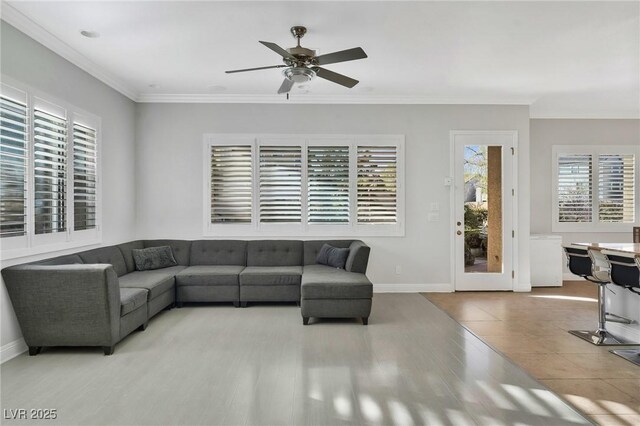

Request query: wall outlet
[
  {"left": 428, "top": 212, "right": 439, "bottom": 222},
  {"left": 430, "top": 202, "right": 440, "bottom": 211},
  {"left": 395, "top": 265, "right": 402, "bottom": 275}
]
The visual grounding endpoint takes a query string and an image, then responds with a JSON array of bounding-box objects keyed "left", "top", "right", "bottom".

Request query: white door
[{"left": 451, "top": 131, "right": 517, "bottom": 291}]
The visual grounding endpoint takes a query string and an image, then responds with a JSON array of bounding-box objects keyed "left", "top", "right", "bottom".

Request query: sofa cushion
[
  {"left": 120, "top": 287, "right": 148, "bottom": 316},
  {"left": 190, "top": 240, "right": 247, "bottom": 266},
  {"left": 133, "top": 246, "right": 178, "bottom": 271},
  {"left": 118, "top": 265, "right": 186, "bottom": 300},
  {"left": 176, "top": 265, "right": 244, "bottom": 287},
  {"left": 345, "top": 241, "right": 370, "bottom": 274},
  {"left": 301, "top": 265, "right": 372, "bottom": 299},
  {"left": 78, "top": 246, "right": 128, "bottom": 277},
  {"left": 144, "top": 240, "right": 191, "bottom": 266},
  {"left": 240, "top": 266, "right": 303, "bottom": 286},
  {"left": 316, "top": 244, "right": 350, "bottom": 269},
  {"left": 246, "top": 240, "right": 303, "bottom": 267},
  {"left": 303, "top": 240, "right": 353, "bottom": 265},
  {"left": 117, "top": 240, "right": 144, "bottom": 273}
]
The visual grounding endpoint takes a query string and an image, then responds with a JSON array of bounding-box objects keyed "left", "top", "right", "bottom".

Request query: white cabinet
[{"left": 530, "top": 234, "right": 563, "bottom": 287}]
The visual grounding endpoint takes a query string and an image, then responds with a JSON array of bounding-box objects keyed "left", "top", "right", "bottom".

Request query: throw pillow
[
  {"left": 316, "top": 244, "right": 350, "bottom": 269},
  {"left": 133, "top": 246, "right": 178, "bottom": 271}
]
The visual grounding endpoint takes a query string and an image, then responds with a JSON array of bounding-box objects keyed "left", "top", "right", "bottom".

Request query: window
[
  {"left": 553, "top": 145, "right": 639, "bottom": 232},
  {"left": 33, "top": 108, "right": 67, "bottom": 235},
  {"left": 209, "top": 145, "right": 252, "bottom": 223},
  {"left": 1, "top": 82, "right": 101, "bottom": 259},
  {"left": 357, "top": 145, "right": 398, "bottom": 224},
  {"left": 0, "top": 95, "right": 28, "bottom": 238},
  {"left": 307, "top": 145, "right": 350, "bottom": 223},
  {"left": 259, "top": 145, "right": 302, "bottom": 223},
  {"left": 598, "top": 154, "right": 635, "bottom": 223},
  {"left": 204, "top": 135, "right": 404, "bottom": 236},
  {"left": 73, "top": 123, "right": 98, "bottom": 231},
  {"left": 557, "top": 154, "right": 592, "bottom": 223}
]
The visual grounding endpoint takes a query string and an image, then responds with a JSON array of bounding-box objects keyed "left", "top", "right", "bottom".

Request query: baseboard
[
  {"left": 373, "top": 283, "right": 453, "bottom": 293},
  {"left": 1, "top": 338, "right": 27, "bottom": 364},
  {"left": 606, "top": 322, "right": 640, "bottom": 343},
  {"left": 563, "top": 272, "right": 581, "bottom": 281},
  {"left": 513, "top": 281, "right": 532, "bottom": 292}
]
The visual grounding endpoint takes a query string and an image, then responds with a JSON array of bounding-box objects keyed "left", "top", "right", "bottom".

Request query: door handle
[
  {"left": 457, "top": 221, "right": 462, "bottom": 226},
  {"left": 457, "top": 230, "right": 462, "bottom": 235}
]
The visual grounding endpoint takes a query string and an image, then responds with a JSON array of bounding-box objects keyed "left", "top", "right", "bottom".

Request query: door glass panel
[{"left": 463, "top": 145, "right": 503, "bottom": 273}]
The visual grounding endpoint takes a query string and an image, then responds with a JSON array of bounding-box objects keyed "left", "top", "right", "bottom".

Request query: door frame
[{"left": 449, "top": 130, "right": 519, "bottom": 291}]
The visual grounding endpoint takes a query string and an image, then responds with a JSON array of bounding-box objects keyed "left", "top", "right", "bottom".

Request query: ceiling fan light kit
[
  {"left": 284, "top": 67, "right": 316, "bottom": 84},
  {"left": 225, "top": 26, "right": 367, "bottom": 95}
]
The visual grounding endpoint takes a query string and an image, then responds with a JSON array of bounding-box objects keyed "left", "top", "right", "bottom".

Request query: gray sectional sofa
[{"left": 2, "top": 239, "right": 372, "bottom": 356}]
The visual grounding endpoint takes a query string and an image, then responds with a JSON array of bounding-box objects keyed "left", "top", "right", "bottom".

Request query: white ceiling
[{"left": 3, "top": 1, "right": 639, "bottom": 118}]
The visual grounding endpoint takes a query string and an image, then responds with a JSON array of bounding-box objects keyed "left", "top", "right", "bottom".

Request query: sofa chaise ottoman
[{"left": 300, "top": 240, "right": 372, "bottom": 325}]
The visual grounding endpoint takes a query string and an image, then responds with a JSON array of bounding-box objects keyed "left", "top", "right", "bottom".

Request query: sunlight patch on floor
[
  {"left": 359, "top": 394, "right": 383, "bottom": 422},
  {"left": 477, "top": 380, "right": 517, "bottom": 410},
  {"left": 529, "top": 295, "right": 597, "bottom": 303},
  {"left": 501, "top": 384, "right": 552, "bottom": 417}
]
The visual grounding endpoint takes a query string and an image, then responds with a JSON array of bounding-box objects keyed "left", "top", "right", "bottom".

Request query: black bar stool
[
  {"left": 602, "top": 250, "right": 640, "bottom": 365},
  {"left": 562, "top": 244, "right": 636, "bottom": 345}
]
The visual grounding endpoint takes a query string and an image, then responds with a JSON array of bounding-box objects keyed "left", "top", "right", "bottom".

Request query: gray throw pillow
[
  {"left": 132, "top": 246, "right": 178, "bottom": 271},
  {"left": 316, "top": 244, "right": 350, "bottom": 269}
]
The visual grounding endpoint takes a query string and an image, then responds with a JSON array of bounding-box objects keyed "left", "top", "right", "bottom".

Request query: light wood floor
[
  {"left": 1, "top": 294, "right": 589, "bottom": 425},
  {"left": 424, "top": 282, "right": 640, "bottom": 426}
]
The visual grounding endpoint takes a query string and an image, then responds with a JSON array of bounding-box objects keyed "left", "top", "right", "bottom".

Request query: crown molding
[
  {"left": 136, "top": 92, "right": 535, "bottom": 105},
  {"left": 529, "top": 109, "right": 640, "bottom": 119},
  {"left": 0, "top": 3, "right": 139, "bottom": 101}
]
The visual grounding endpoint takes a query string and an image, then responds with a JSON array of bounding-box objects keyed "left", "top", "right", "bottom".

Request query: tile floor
[{"left": 424, "top": 281, "right": 640, "bottom": 426}]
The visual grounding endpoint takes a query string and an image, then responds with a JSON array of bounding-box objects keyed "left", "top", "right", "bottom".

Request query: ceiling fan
[{"left": 225, "top": 26, "right": 367, "bottom": 94}]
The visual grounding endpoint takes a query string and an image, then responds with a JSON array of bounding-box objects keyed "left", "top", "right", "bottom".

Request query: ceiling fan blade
[
  {"left": 225, "top": 65, "right": 286, "bottom": 74},
  {"left": 277, "top": 78, "right": 294, "bottom": 94},
  {"left": 259, "top": 41, "right": 295, "bottom": 60},
  {"left": 315, "top": 47, "right": 367, "bottom": 66},
  {"left": 313, "top": 67, "right": 359, "bottom": 88}
]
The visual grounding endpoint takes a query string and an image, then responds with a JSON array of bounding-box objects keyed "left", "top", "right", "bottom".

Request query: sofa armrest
[
  {"left": 346, "top": 241, "right": 371, "bottom": 274},
  {"left": 1, "top": 264, "right": 121, "bottom": 348}
]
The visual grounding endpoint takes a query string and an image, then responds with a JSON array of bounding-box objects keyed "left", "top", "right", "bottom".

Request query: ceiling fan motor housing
[{"left": 286, "top": 46, "right": 317, "bottom": 63}]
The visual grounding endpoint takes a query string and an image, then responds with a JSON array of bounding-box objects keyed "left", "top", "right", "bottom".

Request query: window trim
[
  {"left": 552, "top": 144, "right": 640, "bottom": 233},
  {"left": 1, "top": 78, "right": 102, "bottom": 260},
  {"left": 203, "top": 134, "right": 405, "bottom": 237}
]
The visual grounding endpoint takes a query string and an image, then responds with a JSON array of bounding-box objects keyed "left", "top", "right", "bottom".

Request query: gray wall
[
  {"left": 0, "top": 23, "right": 137, "bottom": 349},
  {"left": 530, "top": 118, "right": 640, "bottom": 335},
  {"left": 135, "top": 103, "right": 531, "bottom": 289}
]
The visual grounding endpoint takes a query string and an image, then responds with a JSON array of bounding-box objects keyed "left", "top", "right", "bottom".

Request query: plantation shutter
[
  {"left": 307, "top": 146, "right": 350, "bottom": 223},
  {"left": 557, "top": 154, "right": 592, "bottom": 223},
  {"left": 357, "top": 145, "right": 398, "bottom": 223},
  {"left": 33, "top": 108, "right": 67, "bottom": 234},
  {"left": 598, "top": 154, "right": 635, "bottom": 223},
  {"left": 0, "top": 96, "right": 28, "bottom": 237},
  {"left": 73, "top": 123, "right": 97, "bottom": 231},
  {"left": 210, "top": 145, "right": 253, "bottom": 223},
  {"left": 259, "top": 145, "right": 302, "bottom": 223}
]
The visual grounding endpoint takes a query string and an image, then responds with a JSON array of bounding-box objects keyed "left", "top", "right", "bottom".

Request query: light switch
[{"left": 430, "top": 202, "right": 440, "bottom": 211}]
